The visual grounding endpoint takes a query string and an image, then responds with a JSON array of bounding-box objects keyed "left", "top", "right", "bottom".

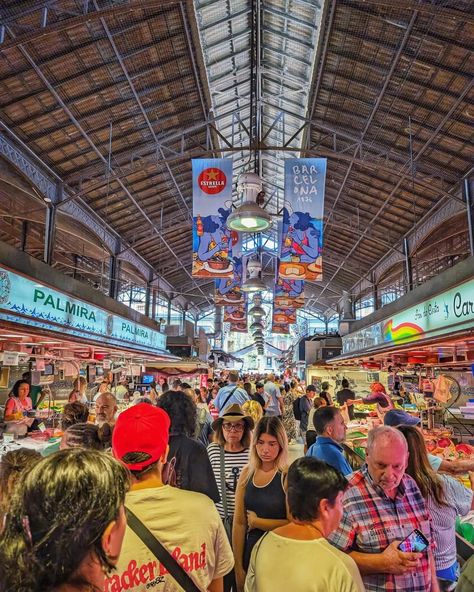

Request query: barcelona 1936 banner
[
  {"left": 278, "top": 158, "right": 326, "bottom": 281},
  {"left": 192, "top": 159, "right": 233, "bottom": 277}
]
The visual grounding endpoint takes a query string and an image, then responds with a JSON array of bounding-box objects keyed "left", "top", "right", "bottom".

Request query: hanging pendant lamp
[{"left": 227, "top": 173, "right": 272, "bottom": 233}]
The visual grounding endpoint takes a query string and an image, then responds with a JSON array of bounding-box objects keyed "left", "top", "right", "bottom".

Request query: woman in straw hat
[{"left": 207, "top": 404, "right": 254, "bottom": 592}]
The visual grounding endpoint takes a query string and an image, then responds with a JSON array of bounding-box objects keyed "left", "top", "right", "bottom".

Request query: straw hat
[{"left": 212, "top": 403, "right": 254, "bottom": 431}]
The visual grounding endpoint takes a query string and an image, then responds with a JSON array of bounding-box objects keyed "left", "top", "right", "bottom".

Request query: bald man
[
  {"left": 95, "top": 392, "right": 118, "bottom": 426},
  {"left": 328, "top": 426, "right": 438, "bottom": 592}
]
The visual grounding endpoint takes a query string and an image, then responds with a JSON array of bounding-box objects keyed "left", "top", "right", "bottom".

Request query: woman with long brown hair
[
  {"left": 397, "top": 425, "right": 474, "bottom": 590},
  {"left": 232, "top": 416, "right": 289, "bottom": 591}
]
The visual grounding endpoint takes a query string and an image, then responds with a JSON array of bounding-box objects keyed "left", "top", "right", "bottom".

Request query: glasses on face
[{"left": 222, "top": 422, "right": 245, "bottom": 432}]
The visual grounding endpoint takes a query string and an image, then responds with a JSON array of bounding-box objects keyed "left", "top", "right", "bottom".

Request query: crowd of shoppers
[{"left": 1, "top": 370, "right": 474, "bottom": 592}]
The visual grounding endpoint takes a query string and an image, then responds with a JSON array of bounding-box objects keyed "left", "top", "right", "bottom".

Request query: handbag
[
  {"left": 219, "top": 446, "right": 232, "bottom": 540},
  {"left": 125, "top": 506, "right": 202, "bottom": 592}
]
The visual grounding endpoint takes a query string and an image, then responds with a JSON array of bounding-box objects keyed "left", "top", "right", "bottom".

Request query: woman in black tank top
[{"left": 233, "top": 416, "right": 289, "bottom": 592}]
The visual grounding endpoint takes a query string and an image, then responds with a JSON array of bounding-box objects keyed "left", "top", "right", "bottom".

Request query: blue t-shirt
[
  {"left": 215, "top": 383, "right": 249, "bottom": 415},
  {"left": 306, "top": 436, "right": 353, "bottom": 476}
]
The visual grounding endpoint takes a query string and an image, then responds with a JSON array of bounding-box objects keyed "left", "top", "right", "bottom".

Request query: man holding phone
[{"left": 328, "top": 426, "right": 439, "bottom": 592}]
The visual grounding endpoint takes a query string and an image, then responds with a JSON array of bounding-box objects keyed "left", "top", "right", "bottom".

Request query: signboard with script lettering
[
  {"left": 342, "top": 278, "right": 474, "bottom": 355},
  {"left": 0, "top": 267, "right": 168, "bottom": 356}
]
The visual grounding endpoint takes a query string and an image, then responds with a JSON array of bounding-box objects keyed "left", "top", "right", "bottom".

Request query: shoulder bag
[
  {"left": 126, "top": 506, "right": 202, "bottom": 592},
  {"left": 219, "top": 446, "right": 233, "bottom": 540},
  {"left": 219, "top": 386, "right": 238, "bottom": 413}
]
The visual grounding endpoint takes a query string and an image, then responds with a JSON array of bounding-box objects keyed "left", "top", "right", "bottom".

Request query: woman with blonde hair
[
  {"left": 233, "top": 416, "right": 289, "bottom": 591},
  {"left": 242, "top": 399, "right": 264, "bottom": 425}
]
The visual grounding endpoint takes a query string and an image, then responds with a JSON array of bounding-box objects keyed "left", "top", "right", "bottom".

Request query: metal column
[
  {"left": 43, "top": 205, "right": 56, "bottom": 265},
  {"left": 167, "top": 297, "right": 172, "bottom": 325},
  {"left": 403, "top": 237, "right": 413, "bottom": 292},
  {"left": 463, "top": 177, "right": 474, "bottom": 256},
  {"left": 108, "top": 254, "right": 120, "bottom": 299},
  {"left": 372, "top": 271, "right": 380, "bottom": 310}
]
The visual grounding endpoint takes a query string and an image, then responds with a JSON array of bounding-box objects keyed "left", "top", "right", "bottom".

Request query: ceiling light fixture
[
  {"left": 227, "top": 173, "right": 272, "bottom": 233},
  {"left": 249, "top": 305, "right": 265, "bottom": 318}
]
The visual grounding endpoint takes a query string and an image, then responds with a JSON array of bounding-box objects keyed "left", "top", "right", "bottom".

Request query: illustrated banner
[
  {"left": 274, "top": 276, "right": 305, "bottom": 309},
  {"left": 278, "top": 158, "right": 326, "bottom": 280},
  {"left": 271, "top": 302, "right": 296, "bottom": 334},
  {"left": 215, "top": 237, "right": 244, "bottom": 306},
  {"left": 225, "top": 303, "right": 247, "bottom": 333},
  {"left": 192, "top": 158, "right": 233, "bottom": 277}
]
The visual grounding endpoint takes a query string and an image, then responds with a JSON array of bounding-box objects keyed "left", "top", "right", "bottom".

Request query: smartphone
[{"left": 398, "top": 529, "right": 429, "bottom": 553}]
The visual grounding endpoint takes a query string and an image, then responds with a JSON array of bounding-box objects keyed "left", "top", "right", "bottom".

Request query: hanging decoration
[
  {"left": 278, "top": 158, "right": 326, "bottom": 280},
  {"left": 274, "top": 277, "right": 305, "bottom": 309},
  {"left": 225, "top": 302, "right": 248, "bottom": 333},
  {"left": 271, "top": 301, "right": 295, "bottom": 334},
  {"left": 192, "top": 158, "right": 233, "bottom": 277}
]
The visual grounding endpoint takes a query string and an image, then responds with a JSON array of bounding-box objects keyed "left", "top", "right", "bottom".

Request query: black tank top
[{"left": 243, "top": 470, "right": 286, "bottom": 569}]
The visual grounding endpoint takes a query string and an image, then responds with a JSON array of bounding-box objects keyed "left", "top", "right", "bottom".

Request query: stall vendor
[
  {"left": 3, "top": 380, "right": 38, "bottom": 432},
  {"left": 346, "top": 382, "right": 394, "bottom": 419}
]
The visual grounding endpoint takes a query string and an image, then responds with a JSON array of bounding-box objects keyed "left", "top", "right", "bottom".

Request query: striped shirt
[
  {"left": 428, "top": 474, "right": 472, "bottom": 571},
  {"left": 207, "top": 443, "right": 249, "bottom": 520},
  {"left": 328, "top": 464, "right": 433, "bottom": 592}
]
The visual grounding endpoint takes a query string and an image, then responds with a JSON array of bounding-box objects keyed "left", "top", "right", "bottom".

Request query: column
[
  {"left": 403, "top": 237, "right": 413, "bottom": 292},
  {"left": 463, "top": 177, "right": 474, "bottom": 256},
  {"left": 43, "top": 205, "right": 56, "bottom": 265},
  {"left": 108, "top": 254, "right": 119, "bottom": 299}
]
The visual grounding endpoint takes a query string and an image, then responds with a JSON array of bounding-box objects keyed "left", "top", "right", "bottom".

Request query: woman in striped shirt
[{"left": 208, "top": 403, "right": 254, "bottom": 592}]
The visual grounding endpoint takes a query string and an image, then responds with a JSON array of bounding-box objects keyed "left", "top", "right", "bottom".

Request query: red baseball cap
[{"left": 112, "top": 403, "right": 171, "bottom": 470}]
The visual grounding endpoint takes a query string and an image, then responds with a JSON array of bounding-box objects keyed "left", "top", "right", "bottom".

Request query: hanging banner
[
  {"left": 278, "top": 158, "right": 326, "bottom": 280},
  {"left": 192, "top": 158, "right": 233, "bottom": 277},
  {"left": 225, "top": 303, "right": 247, "bottom": 333},
  {"left": 215, "top": 237, "right": 244, "bottom": 305},
  {"left": 274, "top": 277, "right": 305, "bottom": 309},
  {"left": 271, "top": 302, "right": 295, "bottom": 334}
]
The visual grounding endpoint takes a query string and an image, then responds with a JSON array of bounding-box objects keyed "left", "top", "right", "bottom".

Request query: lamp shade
[
  {"left": 241, "top": 276, "right": 267, "bottom": 293},
  {"left": 249, "top": 305, "right": 265, "bottom": 318},
  {"left": 250, "top": 321, "right": 264, "bottom": 331},
  {"left": 227, "top": 201, "right": 272, "bottom": 233}
]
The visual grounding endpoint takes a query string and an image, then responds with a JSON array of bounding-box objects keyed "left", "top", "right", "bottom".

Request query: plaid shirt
[{"left": 328, "top": 464, "right": 433, "bottom": 592}]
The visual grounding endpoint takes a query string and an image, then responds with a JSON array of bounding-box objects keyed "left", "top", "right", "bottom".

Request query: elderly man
[
  {"left": 95, "top": 392, "right": 118, "bottom": 426},
  {"left": 328, "top": 426, "right": 438, "bottom": 592}
]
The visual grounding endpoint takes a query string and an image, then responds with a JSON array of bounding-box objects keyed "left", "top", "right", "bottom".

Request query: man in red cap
[{"left": 106, "top": 403, "right": 234, "bottom": 592}]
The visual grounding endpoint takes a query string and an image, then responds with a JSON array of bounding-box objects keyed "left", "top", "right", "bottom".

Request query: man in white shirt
[
  {"left": 263, "top": 374, "right": 284, "bottom": 417},
  {"left": 107, "top": 403, "right": 234, "bottom": 592}
]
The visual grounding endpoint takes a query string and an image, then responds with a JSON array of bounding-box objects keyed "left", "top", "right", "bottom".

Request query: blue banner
[
  {"left": 192, "top": 158, "right": 233, "bottom": 277},
  {"left": 278, "top": 158, "right": 326, "bottom": 280}
]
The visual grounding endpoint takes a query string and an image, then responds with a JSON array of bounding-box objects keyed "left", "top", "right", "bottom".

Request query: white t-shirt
[
  {"left": 244, "top": 532, "right": 365, "bottom": 592},
  {"left": 104, "top": 485, "right": 234, "bottom": 592}
]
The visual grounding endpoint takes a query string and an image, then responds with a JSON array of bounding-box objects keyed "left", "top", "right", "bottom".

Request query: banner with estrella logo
[
  {"left": 278, "top": 158, "right": 326, "bottom": 281},
  {"left": 192, "top": 159, "right": 233, "bottom": 277}
]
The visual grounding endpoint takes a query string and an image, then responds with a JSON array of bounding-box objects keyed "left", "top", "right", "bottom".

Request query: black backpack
[{"left": 292, "top": 397, "right": 302, "bottom": 420}]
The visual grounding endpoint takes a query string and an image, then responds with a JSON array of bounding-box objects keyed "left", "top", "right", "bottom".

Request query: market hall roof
[{"left": 0, "top": 0, "right": 472, "bottom": 315}]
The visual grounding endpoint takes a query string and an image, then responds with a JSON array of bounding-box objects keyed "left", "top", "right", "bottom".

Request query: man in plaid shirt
[{"left": 328, "top": 426, "right": 439, "bottom": 592}]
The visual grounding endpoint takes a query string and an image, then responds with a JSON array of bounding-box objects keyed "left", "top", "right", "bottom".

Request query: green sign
[
  {"left": 342, "top": 278, "right": 474, "bottom": 354},
  {"left": 0, "top": 267, "right": 168, "bottom": 355}
]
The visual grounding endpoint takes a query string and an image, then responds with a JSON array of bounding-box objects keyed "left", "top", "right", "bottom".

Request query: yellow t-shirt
[
  {"left": 104, "top": 485, "right": 234, "bottom": 592},
  {"left": 244, "top": 532, "right": 366, "bottom": 592}
]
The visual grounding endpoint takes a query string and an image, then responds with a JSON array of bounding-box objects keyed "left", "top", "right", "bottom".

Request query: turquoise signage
[
  {"left": 0, "top": 267, "right": 167, "bottom": 355},
  {"left": 342, "top": 278, "right": 474, "bottom": 355}
]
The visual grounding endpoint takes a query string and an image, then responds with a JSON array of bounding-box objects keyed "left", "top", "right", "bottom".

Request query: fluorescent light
[{"left": 240, "top": 217, "right": 259, "bottom": 229}]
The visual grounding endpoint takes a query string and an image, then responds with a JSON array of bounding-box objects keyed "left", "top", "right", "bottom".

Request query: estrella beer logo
[{"left": 198, "top": 167, "right": 226, "bottom": 194}]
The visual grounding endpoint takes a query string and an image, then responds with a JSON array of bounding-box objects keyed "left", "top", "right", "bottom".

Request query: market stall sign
[
  {"left": 0, "top": 267, "right": 167, "bottom": 355},
  {"left": 342, "top": 278, "right": 474, "bottom": 354}
]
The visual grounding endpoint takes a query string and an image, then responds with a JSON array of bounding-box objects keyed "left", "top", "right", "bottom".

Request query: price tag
[
  {"left": 37, "top": 422, "right": 46, "bottom": 432},
  {"left": 3, "top": 433, "right": 14, "bottom": 444}
]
